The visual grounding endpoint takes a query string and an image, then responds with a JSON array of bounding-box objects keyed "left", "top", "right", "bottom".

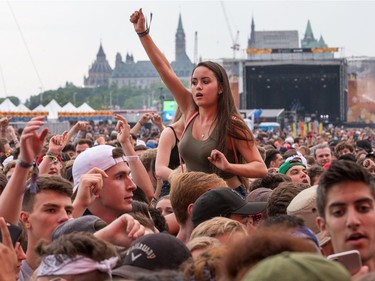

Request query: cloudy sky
[{"left": 0, "top": 0, "right": 374, "bottom": 102}]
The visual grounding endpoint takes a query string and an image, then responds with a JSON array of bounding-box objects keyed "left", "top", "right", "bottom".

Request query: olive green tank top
[{"left": 179, "top": 114, "right": 236, "bottom": 179}]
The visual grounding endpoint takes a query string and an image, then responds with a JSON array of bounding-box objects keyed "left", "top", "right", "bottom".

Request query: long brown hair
[{"left": 192, "top": 61, "right": 254, "bottom": 173}]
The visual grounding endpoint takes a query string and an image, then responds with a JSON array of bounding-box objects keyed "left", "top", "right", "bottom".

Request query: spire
[
  {"left": 84, "top": 43, "right": 112, "bottom": 88},
  {"left": 304, "top": 20, "right": 315, "bottom": 41},
  {"left": 319, "top": 35, "right": 325, "bottom": 45},
  {"left": 97, "top": 43, "right": 105, "bottom": 58},
  {"left": 177, "top": 13, "right": 184, "bottom": 33},
  {"left": 248, "top": 15, "right": 256, "bottom": 48},
  {"left": 175, "top": 13, "right": 186, "bottom": 61},
  {"left": 318, "top": 35, "right": 327, "bottom": 47},
  {"left": 115, "top": 52, "right": 122, "bottom": 67}
]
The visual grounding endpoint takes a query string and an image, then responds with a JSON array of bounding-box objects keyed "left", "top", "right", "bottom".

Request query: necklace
[{"left": 198, "top": 115, "right": 216, "bottom": 140}]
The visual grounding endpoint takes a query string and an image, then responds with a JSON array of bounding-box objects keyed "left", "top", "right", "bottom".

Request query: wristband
[
  {"left": 125, "top": 156, "right": 140, "bottom": 162},
  {"left": 137, "top": 29, "right": 149, "bottom": 38},
  {"left": 137, "top": 12, "right": 153, "bottom": 38},
  {"left": 16, "top": 158, "right": 33, "bottom": 169},
  {"left": 46, "top": 151, "right": 61, "bottom": 157},
  {"left": 43, "top": 154, "right": 58, "bottom": 163}
]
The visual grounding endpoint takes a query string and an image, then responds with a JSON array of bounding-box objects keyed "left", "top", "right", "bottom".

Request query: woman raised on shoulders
[{"left": 130, "top": 9, "right": 267, "bottom": 192}]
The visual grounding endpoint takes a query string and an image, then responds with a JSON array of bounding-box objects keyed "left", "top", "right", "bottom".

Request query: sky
[{"left": 0, "top": 0, "right": 374, "bottom": 103}]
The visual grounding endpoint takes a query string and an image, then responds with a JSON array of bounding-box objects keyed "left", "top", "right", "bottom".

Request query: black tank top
[{"left": 167, "top": 126, "right": 180, "bottom": 170}]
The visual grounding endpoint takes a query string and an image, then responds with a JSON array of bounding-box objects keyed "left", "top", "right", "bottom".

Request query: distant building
[
  {"left": 84, "top": 14, "right": 194, "bottom": 89},
  {"left": 84, "top": 43, "right": 113, "bottom": 88},
  {"left": 247, "top": 18, "right": 333, "bottom": 60},
  {"left": 301, "top": 20, "right": 328, "bottom": 48},
  {"left": 248, "top": 17, "right": 299, "bottom": 50}
]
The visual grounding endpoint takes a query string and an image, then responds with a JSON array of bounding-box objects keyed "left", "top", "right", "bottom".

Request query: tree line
[{"left": 1, "top": 82, "right": 174, "bottom": 111}]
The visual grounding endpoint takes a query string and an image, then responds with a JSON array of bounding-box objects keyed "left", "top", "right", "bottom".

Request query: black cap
[
  {"left": 112, "top": 233, "right": 191, "bottom": 278},
  {"left": 192, "top": 187, "right": 266, "bottom": 228},
  {"left": 52, "top": 215, "right": 106, "bottom": 240}
]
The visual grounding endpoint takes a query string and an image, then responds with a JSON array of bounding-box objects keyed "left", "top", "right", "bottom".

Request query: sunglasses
[{"left": 239, "top": 213, "right": 263, "bottom": 224}]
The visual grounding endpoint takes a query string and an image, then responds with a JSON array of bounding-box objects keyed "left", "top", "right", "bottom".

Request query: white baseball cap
[{"left": 72, "top": 145, "right": 126, "bottom": 194}]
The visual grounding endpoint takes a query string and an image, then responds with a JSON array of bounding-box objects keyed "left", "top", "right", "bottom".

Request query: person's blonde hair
[
  {"left": 186, "top": 236, "right": 220, "bottom": 253},
  {"left": 189, "top": 217, "right": 247, "bottom": 241}
]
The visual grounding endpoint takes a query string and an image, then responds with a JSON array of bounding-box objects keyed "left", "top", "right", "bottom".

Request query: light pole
[
  {"left": 159, "top": 87, "right": 165, "bottom": 116},
  {"left": 39, "top": 87, "right": 43, "bottom": 104},
  {"left": 109, "top": 90, "right": 113, "bottom": 109}
]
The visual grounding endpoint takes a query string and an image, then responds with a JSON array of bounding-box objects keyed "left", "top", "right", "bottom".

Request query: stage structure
[{"left": 243, "top": 58, "right": 346, "bottom": 124}]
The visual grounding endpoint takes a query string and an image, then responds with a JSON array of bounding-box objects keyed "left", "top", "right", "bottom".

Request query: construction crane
[{"left": 220, "top": 1, "right": 240, "bottom": 59}]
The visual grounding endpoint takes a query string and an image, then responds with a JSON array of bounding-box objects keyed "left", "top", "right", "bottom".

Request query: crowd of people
[{"left": 0, "top": 7, "right": 374, "bottom": 281}]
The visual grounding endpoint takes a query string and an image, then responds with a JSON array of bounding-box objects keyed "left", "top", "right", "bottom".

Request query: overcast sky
[{"left": 0, "top": 0, "right": 374, "bottom": 103}]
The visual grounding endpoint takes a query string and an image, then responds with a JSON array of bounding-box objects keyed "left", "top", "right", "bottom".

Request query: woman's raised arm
[{"left": 130, "top": 8, "right": 196, "bottom": 119}]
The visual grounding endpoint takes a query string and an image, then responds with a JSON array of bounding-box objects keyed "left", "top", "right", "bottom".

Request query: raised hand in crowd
[
  {"left": 150, "top": 112, "right": 165, "bottom": 132},
  {"left": 7, "top": 125, "right": 20, "bottom": 148},
  {"left": 48, "top": 131, "right": 68, "bottom": 155},
  {"left": 0, "top": 217, "right": 18, "bottom": 281},
  {"left": 66, "top": 121, "right": 89, "bottom": 143},
  {"left": 115, "top": 114, "right": 154, "bottom": 202},
  {"left": 130, "top": 112, "right": 152, "bottom": 137},
  {"left": 38, "top": 131, "right": 68, "bottom": 176},
  {"left": 72, "top": 167, "right": 108, "bottom": 217},
  {"left": 116, "top": 114, "right": 133, "bottom": 149},
  {"left": 95, "top": 134, "right": 106, "bottom": 145},
  {"left": 0, "top": 116, "right": 48, "bottom": 225},
  {"left": 0, "top": 117, "right": 11, "bottom": 139}
]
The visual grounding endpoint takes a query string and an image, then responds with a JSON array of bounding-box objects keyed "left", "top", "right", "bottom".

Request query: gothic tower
[
  {"left": 248, "top": 16, "right": 256, "bottom": 48},
  {"left": 84, "top": 43, "right": 113, "bottom": 88},
  {"left": 175, "top": 13, "right": 187, "bottom": 62}
]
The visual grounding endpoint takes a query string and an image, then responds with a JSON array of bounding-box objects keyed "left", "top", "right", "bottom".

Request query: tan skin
[
  {"left": 155, "top": 117, "right": 184, "bottom": 182},
  {"left": 38, "top": 131, "right": 68, "bottom": 176},
  {"left": 0, "top": 217, "right": 18, "bottom": 281},
  {"left": 0, "top": 116, "right": 49, "bottom": 225},
  {"left": 315, "top": 147, "right": 332, "bottom": 166},
  {"left": 317, "top": 182, "right": 375, "bottom": 278},
  {"left": 130, "top": 9, "right": 267, "bottom": 188},
  {"left": 286, "top": 165, "right": 311, "bottom": 185}
]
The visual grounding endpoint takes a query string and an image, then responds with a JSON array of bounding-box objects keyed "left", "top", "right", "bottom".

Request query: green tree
[
  {"left": 0, "top": 96, "right": 20, "bottom": 106},
  {"left": 24, "top": 82, "right": 175, "bottom": 111}
]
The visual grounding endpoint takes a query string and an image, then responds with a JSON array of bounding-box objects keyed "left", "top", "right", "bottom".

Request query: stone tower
[{"left": 84, "top": 43, "right": 113, "bottom": 88}]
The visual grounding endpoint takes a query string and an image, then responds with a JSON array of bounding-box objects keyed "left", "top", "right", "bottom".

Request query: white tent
[
  {"left": 62, "top": 102, "right": 78, "bottom": 112},
  {"left": 44, "top": 99, "right": 62, "bottom": 120},
  {"left": 32, "top": 104, "right": 46, "bottom": 111},
  {"left": 17, "top": 104, "right": 31, "bottom": 112},
  {"left": 0, "top": 98, "right": 17, "bottom": 111},
  {"left": 77, "top": 102, "right": 95, "bottom": 112}
]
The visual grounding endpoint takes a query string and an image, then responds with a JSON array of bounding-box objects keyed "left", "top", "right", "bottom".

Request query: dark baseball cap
[
  {"left": 192, "top": 187, "right": 267, "bottom": 228},
  {"left": 112, "top": 233, "right": 191, "bottom": 278},
  {"left": 52, "top": 215, "right": 107, "bottom": 240}
]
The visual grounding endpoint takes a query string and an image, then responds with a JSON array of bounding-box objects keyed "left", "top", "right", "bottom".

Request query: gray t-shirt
[{"left": 18, "top": 260, "right": 34, "bottom": 281}]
